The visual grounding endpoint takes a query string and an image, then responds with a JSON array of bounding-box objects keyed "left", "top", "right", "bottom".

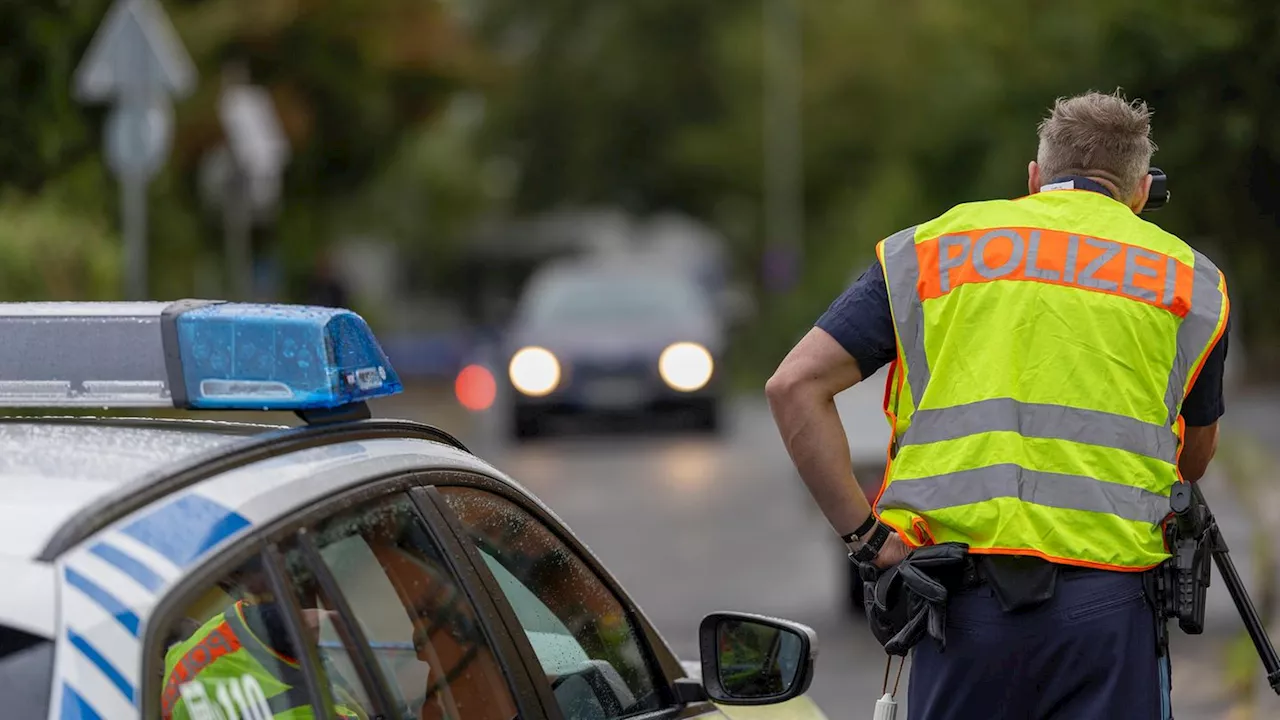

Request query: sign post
[
  {"left": 74, "top": 0, "right": 196, "bottom": 300},
  {"left": 198, "top": 64, "right": 290, "bottom": 300},
  {"left": 218, "top": 74, "right": 290, "bottom": 299}
]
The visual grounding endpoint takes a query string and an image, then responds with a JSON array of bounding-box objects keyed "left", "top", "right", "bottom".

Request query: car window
[
  {"left": 477, "top": 551, "right": 591, "bottom": 673},
  {"left": 437, "top": 486, "right": 665, "bottom": 719},
  {"left": 523, "top": 272, "right": 709, "bottom": 327},
  {"left": 0, "top": 626, "right": 53, "bottom": 719},
  {"left": 297, "top": 493, "right": 519, "bottom": 720},
  {"left": 275, "top": 545, "right": 382, "bottom": 719},
  {"left": 155, "top": 553, "right": 340, "bottom": 720}
]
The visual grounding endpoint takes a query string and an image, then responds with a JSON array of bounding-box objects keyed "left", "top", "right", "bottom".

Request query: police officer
[
  {"left": 160, "top": 558, "right": 365, "bottom": 720},
  {"left": 765, "top": 90, "right": 1229, "bottom": 719}
]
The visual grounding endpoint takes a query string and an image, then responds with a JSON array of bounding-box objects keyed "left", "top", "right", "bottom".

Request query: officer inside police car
[
  {"left": 160, "top": 558, "right": 365, "bottom": 720},
  {"left": 765, "top": 90, "right": 1230, "bottom": 719}
]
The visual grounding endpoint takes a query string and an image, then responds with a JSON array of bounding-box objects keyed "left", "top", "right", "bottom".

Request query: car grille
[{"left": 566, "top": 357, "right": 653, "bottom": 382}]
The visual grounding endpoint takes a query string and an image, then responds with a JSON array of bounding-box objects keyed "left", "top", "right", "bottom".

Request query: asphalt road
[{"left": 373, "top": 387, "right": 1257, "bottom": 718}]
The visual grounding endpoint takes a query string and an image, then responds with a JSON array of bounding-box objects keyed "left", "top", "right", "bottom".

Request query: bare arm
[
  {"left": 1180, "top": 422, "right": 1219, "bottom": 482},
  {"left": 764, "top": 327, "right": 874, "bottom": 537}
]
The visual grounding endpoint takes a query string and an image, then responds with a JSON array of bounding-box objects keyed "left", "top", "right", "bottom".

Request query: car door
[
  {"left": 145, "top": 473, "right": 548, "bottom": 720},
  {"left": 421, "top": 471, "right": 729, "bottom": 720}
]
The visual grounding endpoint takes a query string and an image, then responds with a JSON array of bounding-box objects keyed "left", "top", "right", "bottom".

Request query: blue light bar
[
  {"left": 0, "top": 301, "right": 402, "bottom": 411},
  {"left": 174, "top": 303, "right": 402, "bottom": 410}
]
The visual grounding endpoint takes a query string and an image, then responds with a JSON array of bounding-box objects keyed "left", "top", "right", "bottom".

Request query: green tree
[{"left": 469, "top": 0, "right": 745, "bottom": 217}]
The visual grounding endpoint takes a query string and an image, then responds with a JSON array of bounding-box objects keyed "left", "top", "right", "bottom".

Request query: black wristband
[
  {"left": 851, "top": 522, "right": 892, "bottom": 564},
  {"left": 842, "top": 513, "right": 878, "bottom": 544}
]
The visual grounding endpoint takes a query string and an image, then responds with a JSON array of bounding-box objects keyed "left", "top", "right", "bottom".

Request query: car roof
[
  {"left": 516, "top": 257, "right": 712, "bottom": 320},
  {"left": 526, "top": 256, "right": 700, "bottom": 289},
  {"left": 0, "top": 416, "right": 495, "bottom": 637},
  {"left": 0, "top": 419, "right": 268, "bottom": 561}
]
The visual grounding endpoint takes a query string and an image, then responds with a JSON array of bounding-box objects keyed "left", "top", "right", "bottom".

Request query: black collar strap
[{"left": 1041, "top": 175, "right": 1114, "bottom": 199}]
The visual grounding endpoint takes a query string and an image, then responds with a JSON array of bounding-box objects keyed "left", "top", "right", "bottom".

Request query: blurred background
[{"left": 12, "top": 0, "right": 1280, "bottom": 716}]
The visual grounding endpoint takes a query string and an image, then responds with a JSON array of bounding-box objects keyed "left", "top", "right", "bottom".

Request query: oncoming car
[
  {"left": 502, "top": 261, "right": 725, "bottom": 440},
  {"left": 0, "top": 301, "right": 827, "bottom": 720}
]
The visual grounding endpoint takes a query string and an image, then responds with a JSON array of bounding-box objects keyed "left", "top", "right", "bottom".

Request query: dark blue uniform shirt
[{"left": 817, "top": 190, "right": 1228, "bottom": 427}]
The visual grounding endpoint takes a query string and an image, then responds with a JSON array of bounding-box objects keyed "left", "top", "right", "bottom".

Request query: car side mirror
[{"left": 697, "top": 611, "right": 817, "bottom": 705}]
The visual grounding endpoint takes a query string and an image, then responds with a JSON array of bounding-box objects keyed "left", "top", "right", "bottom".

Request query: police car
[{"left": 0, "top": 301, "right": 828, "bottom": 720}]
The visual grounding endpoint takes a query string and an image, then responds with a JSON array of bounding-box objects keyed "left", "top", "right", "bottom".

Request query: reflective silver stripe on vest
[
  {"left": 899, "top": 397, "right": 1178, "bottom": 463},
  {"left": 266, "top": 687, "right": 314, "bottom": 716},
  {"left": 223, "top": 604, "right": 312, "bottom": 706},
  {"left": 877, "top": 463, "right": 1170, "bottom": 526},
  {"left": 1164, "top": 251, "right": 1226, "bottom": 426},
  {"left": 881, "top": 226, "right": 928, "bottom": 402}
]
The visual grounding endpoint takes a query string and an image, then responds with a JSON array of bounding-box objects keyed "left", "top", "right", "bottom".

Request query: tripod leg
[{"left": 1209, "top": 534, "right": 1280, "bottom": 693}]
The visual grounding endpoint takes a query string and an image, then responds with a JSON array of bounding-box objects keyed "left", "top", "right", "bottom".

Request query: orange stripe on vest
[
  {"left": 914, "top": 226, "right": 1195, "bottom": 316},
  {"left": 161, "top": 620, "right": 243, "bottom": 719}
]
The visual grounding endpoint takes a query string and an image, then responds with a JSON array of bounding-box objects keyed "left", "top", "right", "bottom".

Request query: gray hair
[{"left": 1036, "top": 90, "right": 1157, "bottom": 199}]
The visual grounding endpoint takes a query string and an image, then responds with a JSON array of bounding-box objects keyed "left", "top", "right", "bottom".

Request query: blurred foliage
[
  {"left": 0, "top": 184, "right": 121, "bottom": 300},
  {"left": 171, "top": 0, "right": 497, "bottom": 295},
  {"left": 4, "top": 0, "right": 1280, "bottom": 377},
  {"left": 0, "top": 0, "right": 490, "bottom": 305}
]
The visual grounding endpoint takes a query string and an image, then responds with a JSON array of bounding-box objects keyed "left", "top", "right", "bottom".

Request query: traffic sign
[
  {"left": 211, "top": 79, "right": 291, "bottom": 300},
  {"left": 219, "top": 84, "right": 289, "bottom": 183},
  {"left": 74, "top": 0, "right": 197, "bottom": 300},
  {"left": 104, "top": 99, "right": 173, "bottom": 179},
  {"left": 74, "top": 0, "right": 195, "bottom": 104}
]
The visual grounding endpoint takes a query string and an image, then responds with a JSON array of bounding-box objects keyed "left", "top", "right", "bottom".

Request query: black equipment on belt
[
  {"left": 860, "top": 542, "right": 976, "bottom": 656},
  {"left": 1148, "top": 482, "right": 1280, "bottom": 695}
]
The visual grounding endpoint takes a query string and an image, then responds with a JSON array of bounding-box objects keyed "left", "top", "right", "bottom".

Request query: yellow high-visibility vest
[{"left": 874, "top": 188, "right": 1229, "bottom": 571}]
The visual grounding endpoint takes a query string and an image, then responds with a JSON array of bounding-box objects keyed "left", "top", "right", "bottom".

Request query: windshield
[
  {"left": 0, "top": 626, "right": 53, "bottom": 718},
  {"left": 523, "top": 272, "right": 709, "bottom": 327}
]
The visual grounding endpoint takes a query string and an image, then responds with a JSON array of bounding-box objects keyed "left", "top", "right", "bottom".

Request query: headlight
[
  {"left": 508, "top": 346, "right": 560, "bottom": 396},
  {"left": 659, "top": 342, "right": 714, "bottom": 392}
]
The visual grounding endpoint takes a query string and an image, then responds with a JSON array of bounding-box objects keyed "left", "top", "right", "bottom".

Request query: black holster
[
  {"left": 861, "top": 542, "right": 975, "bottom": 656},
  {"left": 1145, "top": 537, "right": 1211, "bottom": 658}
]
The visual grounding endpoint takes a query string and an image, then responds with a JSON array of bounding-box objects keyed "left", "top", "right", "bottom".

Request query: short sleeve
[
  {"left": 814, "top": 262, "right": 897, "bottom": 377},
  {"left": 1180, "top": 315, "right": 1229, "bottom": 427}
]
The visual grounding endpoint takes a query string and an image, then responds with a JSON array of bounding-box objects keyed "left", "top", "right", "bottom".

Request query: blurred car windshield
[{"left": 521, "top": 270, "right": 709, "bottom": 327}]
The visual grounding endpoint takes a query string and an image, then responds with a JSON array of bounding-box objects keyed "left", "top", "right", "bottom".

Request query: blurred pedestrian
[{"left": 765, "top": 90, "right": 1230, "bottom": 719}]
